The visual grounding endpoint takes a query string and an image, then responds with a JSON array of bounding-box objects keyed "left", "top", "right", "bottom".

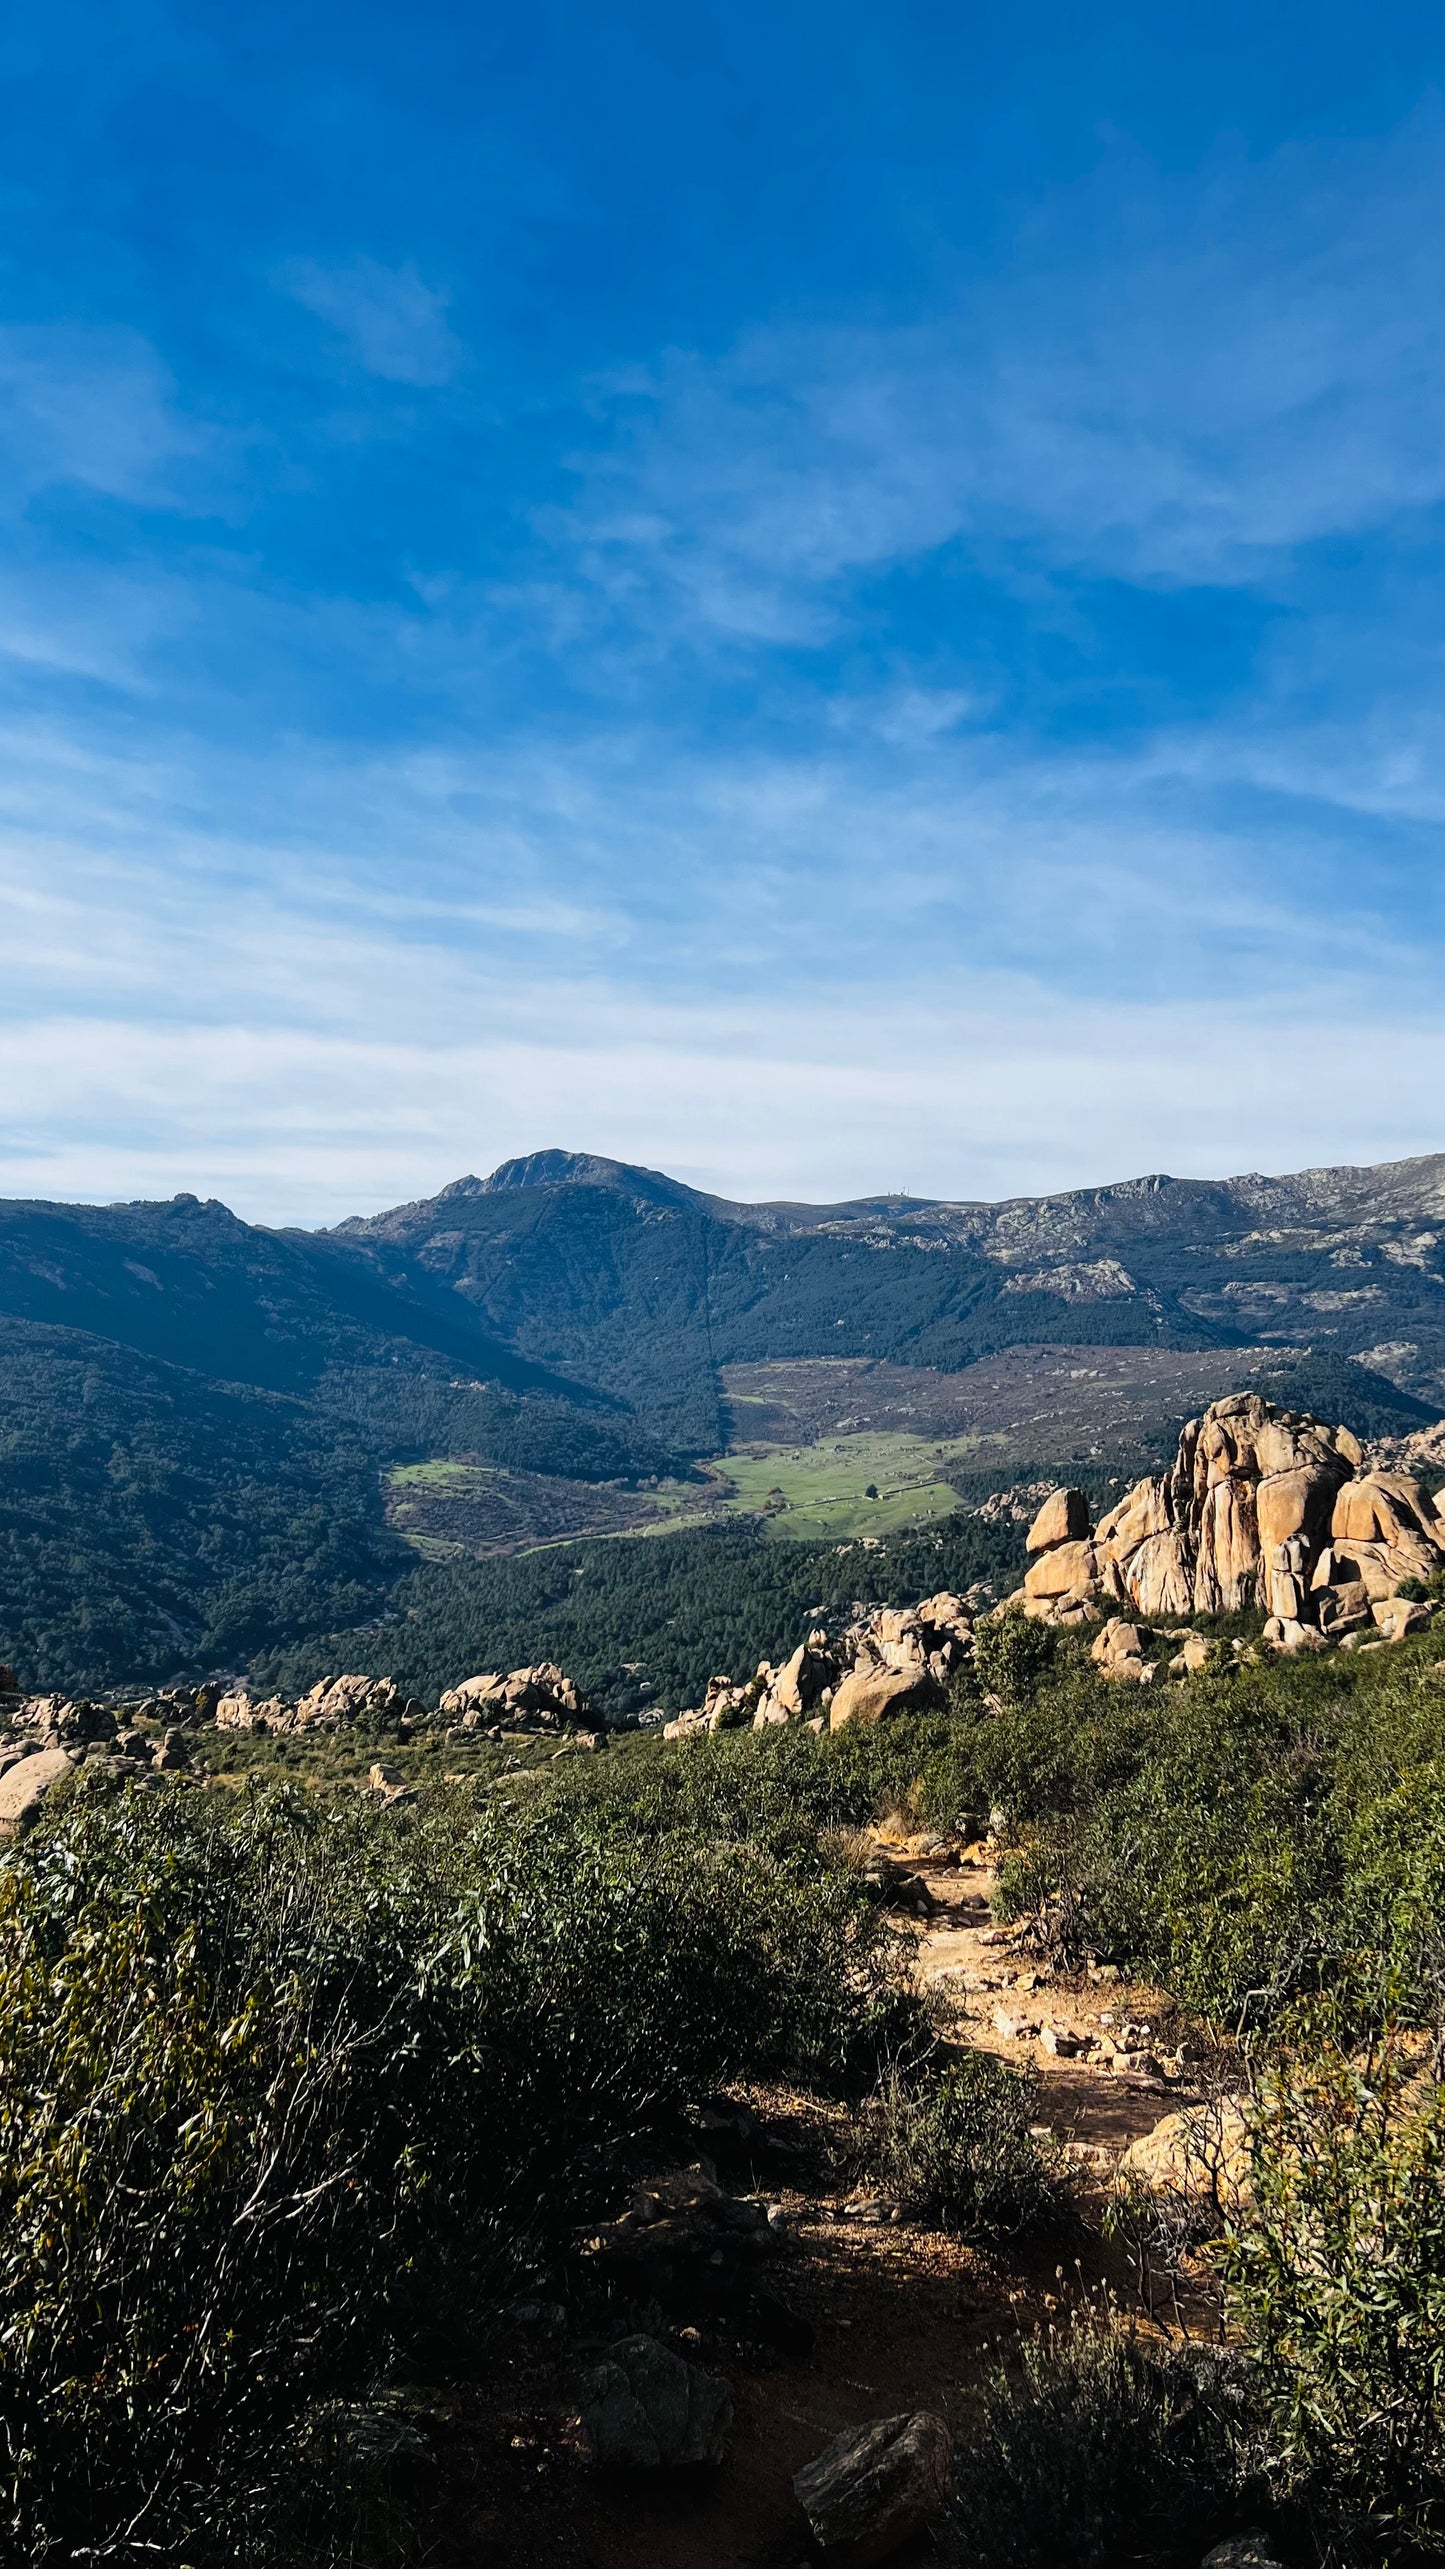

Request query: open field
[
  {"left": 713, "top": 1427, "right": 987, "bottom": 1539},
  {"left": 719, "top": 1346, "right": 1268, "bottom": 1467},
  {"left": 386, "top": 1459, "right": 715, "bottom": 1557},
  {"left": 384, "top": 1346, "right": 1289, "bottom": 1559}
]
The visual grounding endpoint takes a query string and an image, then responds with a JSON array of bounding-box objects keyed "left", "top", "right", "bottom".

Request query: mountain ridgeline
[{"left": 0, "top": 1148, "right": 1441, "bottom": 1691}]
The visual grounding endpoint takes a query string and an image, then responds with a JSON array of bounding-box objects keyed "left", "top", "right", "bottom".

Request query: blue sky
[{"left": 2, "top": 0, "right": 1443, "bottom": 1221}]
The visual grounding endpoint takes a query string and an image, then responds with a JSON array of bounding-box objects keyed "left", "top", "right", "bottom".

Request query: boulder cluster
[
  {"left": 215, "top": 1673, "right": 429, "bottom": 1733},
  {"left": 216, "top": 1662, "right": 592, "bottom": 1739},
  {"left": 1012, "top": 1392, "right": 1445, "bottom": 1653},
  {"left": 662, "top": 1592, "right": 982, "bottom": 1740},
  {"left": 436, "top": 1662, "right": 589, "bottom": 1733},
  {"left": 0, "top": 1671, "right": 216, "bottom": 1835}
]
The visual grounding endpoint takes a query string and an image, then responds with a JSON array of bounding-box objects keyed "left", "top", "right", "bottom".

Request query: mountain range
[{"left": 1, "top": 1145, "right": 1441, "bottom": 1691}]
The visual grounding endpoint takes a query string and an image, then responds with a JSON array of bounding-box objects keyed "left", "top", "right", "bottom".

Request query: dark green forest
[{"left": 255, "top": 1512, "right": 1029, "bottom": 1719}]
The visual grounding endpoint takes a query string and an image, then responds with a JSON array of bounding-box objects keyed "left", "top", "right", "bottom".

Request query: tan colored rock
[
  {"left": 1316, "top": 1582, "right": 1371, "bottom": 1634},
  {"left": 1091, "top": 1617, "right": 1144, "bottom": 1666},
  {"left": 915, "top": 1591, "right": 969, "bottom": 1630},
  {"left": 437, "top": 1672, "right": 504, "bottom": 1717},
  {"left": 1372, "top": 1597, "right": 1431, "bottom": 1642},
  {"left": 1193, "top": 1478, "right": 1258, "bottom": 1613},
  {"left": 0, "top": 1747, "right": 74, "bottom": 1836},
  {"left": 1269, "top": 1567, "right": 1304, "bottom": 1621},
  {"left": 294, "top": 1673, "right": 406, "bottom": 1729},
  {"left": 1332, "top": 1474, "right": 1445, "bottom": 1552},
  {"left": 1128, "top": 1529, "right": 1194, "bottom": 1617},
  {"left": 773, "top": 1642, "right": 818, "bottom": 1716},
  {"left": 1026, "top": 1488, "right": 1091, "bottom": 1552},
  {"left": 1118, "top": 2097, "right": 1251, "bottom": 2210},
  {"left": 828, "top": 1667, "right": 937, "bottom": 1731},
  {"left": 1023, "top": 1538, "right": 1096, "bottom": 1599},
  {"left": 1096, "top": 1479, "right": 1172, "bottom": 1556},
  {"left": 1256, "top": 1465, "right": 1341, "bottom": 1555},
  {"left": 1336, "top": 1532, "right": 1440, "bottom": 1596}
]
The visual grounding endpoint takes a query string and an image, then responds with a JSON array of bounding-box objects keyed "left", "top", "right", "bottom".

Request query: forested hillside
[
  {"left": 0, "top": 1149, "right": 1441, "bottom": 1693},
  {"left": 255, "top": 1511, "right": 1030, "bottom": 1719}
]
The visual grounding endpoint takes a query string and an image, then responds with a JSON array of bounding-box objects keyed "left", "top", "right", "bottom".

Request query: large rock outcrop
[
  {"left": 1015, "top": 1393, "right": 1445, "bottom": 1643},
  {"left": 213, "top": 1663, "right": 592, "bottom": 1739},
  {"left": 437, "top": 1663, "right": 590, "bottom": 1731},
  {"left": 663, "top": 1594, "right": 976, "bottom": 1740}
]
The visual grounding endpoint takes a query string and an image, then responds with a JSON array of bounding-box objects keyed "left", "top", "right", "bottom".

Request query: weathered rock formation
[
  {"left": 0, "top": 1746, "right": 76, "bottom": 1837},
  {"left": 436, "top": 1663, "right": 590, "bottom": 1732},
  {"left": 663, "top": 1595, "right": 975, "bottom": 1740},
  {"left": 217, "top": 1674, "right": 430, "bottom": 1734},
  {"left": 1015, "top": 1392, "right": 1445, "bottom": 1650},
  {"left": 292, "top": 1673, "right": 411, "bottom": 1729}
]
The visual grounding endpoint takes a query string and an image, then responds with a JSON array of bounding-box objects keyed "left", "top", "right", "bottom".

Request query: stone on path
[
  {"left": 575, "top": 2333, "right": 731, "bottom": 2468},
  {"left": 793, "top": 2411, "right": 951, "bottom": 2564}
]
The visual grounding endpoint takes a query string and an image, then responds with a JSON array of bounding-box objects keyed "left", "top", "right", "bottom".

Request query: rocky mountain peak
[{"left": 481, "top": 1149, "right": 710, "bottom": 1202}]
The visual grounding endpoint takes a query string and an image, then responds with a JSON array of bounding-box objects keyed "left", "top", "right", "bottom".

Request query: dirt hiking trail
[{"left": 419, "top": 1826, "right": 1210, "bottom": 2568}]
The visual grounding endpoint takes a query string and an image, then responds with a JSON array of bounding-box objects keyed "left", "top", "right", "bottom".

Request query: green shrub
[
  {"left": 951, "top": 2323, "right": 1254, "bottom": 2569},
  {"left": 1225, "top": 2034, "right": 1445, "bottom": 2558},
  {"left": 865, "top": 2053, "right": 1057, "bottom": 2239},
  {"left": 0, "top": 1779, "right": 913, "bottom": 2564},
  {"left": 974, "top": 1608, "right": 1059, "bottom": 1709}
]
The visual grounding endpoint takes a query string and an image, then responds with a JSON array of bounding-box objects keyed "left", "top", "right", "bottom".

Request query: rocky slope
[{"left": 335, "top": 1146, "right": 1445, "bottom": 1425}]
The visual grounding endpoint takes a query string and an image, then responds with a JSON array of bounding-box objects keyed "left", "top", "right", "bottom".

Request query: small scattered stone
[{"left": 1200, "top": 2536, "right": 1284, "bottom": 2569}]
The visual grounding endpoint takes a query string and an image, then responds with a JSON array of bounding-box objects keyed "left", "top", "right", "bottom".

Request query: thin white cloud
[
  {"left": 0, "top": 324, "right": 203, "bottom": 507},
  {"left": 283, "top": 256, "right": 463, "bottom": 386},
  {"left": 561, "top": 114, "right": 1445, "bottom": 637},
  {"left": 0, "top": 980, "right": 1439, "bottom": 1228}
]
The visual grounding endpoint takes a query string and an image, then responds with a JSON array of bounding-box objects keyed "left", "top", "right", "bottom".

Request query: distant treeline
[{"left": 255, "top": 1514, "right": 1030, "bottom": 1719}]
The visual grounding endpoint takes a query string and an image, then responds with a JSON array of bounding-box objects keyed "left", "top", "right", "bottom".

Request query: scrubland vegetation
[{"left": 5, "top": 1617, "right": 1445, "bottom": 2562}]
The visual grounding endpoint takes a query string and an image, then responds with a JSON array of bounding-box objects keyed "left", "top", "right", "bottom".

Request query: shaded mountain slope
[
  {"left": 0, "top": 1146, "right": 1441, "bottom": 1693},
  {"left": 334, "top": 1146, "right": 1445, "bottom": 1424}
]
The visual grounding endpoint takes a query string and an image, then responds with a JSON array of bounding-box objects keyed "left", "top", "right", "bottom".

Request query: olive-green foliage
[
  {"left": 866, "top": 2052, "right": 1057, "bottom": 2239},
  {"left": 1225, "top": 2037, "right": 1445, "bottom": 2559},
  {"left": 982, "top": 1629, "right": 1445, "bottom": 2031},
  {"left": 0, "top": 1779, "right": 910, "bottom": 2566},
  {"left": 951, "top": 2323, "right": 1253, "bottom": 2569},
  {"left": 973, "top": 1607, "right": 1059, "bottom": 1710}
]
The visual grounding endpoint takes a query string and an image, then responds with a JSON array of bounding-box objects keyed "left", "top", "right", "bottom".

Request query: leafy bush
[
  {"left": 983, "top": 1631, "right": 1445, "bottom": 2032},
  {"left": 1225, "top": 2035, "right": 1445, "bottom": 2558},
  {"left": 951, "top": 2323, "right": 1255, "bottom": 2569},
  {"left": 865, "top": 2053, "right": 1058, "bottom": 2239},
  {"left": 974, "top": 1608, "right": 1059, "bottom": 1710},
  {"left": 0, "top": 1779, "right": 911, "bottom": 2565}
]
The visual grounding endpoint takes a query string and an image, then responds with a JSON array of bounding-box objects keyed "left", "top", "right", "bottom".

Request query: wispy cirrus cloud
[
  {"left": 282, "top": 256, "right": 463, "bottom": 386},
  {"left": 0, "top": 323, "right": 205, "bottom": 507},
  {"left": 560, "top": 113, "right": 1445, "bottom": 643},
  {"left": 2, "top": 76, "right": 1444, "bottom": 1217}
]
